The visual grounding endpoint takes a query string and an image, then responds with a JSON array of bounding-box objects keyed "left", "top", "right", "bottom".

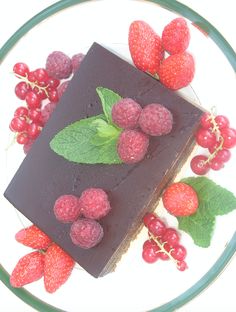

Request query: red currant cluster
[
  {"left": 142, "top": 213, "right": 187, "bottom": 271},
  {"left": 9, "top": 63, "right": 65, "bottom": 152},
  {"left": 191, "top": 112, "right": 236, "bottom": 175}
]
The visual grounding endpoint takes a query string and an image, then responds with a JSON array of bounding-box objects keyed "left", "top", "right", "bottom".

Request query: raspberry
[
  {"left": 71, "top": 53, "right": 85, "bottom": 73},
  {"left": 57, "top": 81, "right": 69, "bottom": 98},
  {"left": 46, "top": 51, "right": 72, "bottom": 79},
  {"left": 162, "top": 18, "right": 190, "bottom": 54},
  {"left": 41, "top": 102, "right": 57, "bottom": 125},
  {"left": 70, "top": 218, "right": 104, "bottom": 249},
  {"left": 117, "top": 129, "right": 149, "bottom": 164},
  {"left": 139, "top": 103, "right": 173, "bottom": 136},
  {"left": 23, "top": 139, "right": 35, "bottom": 154},
  {"left": 79, "top": 188, "right": 111, "bottom": 220},
  {"left": 54, "top": 195, "right": 81, "bottom": 223},
  {"left": 111, "top": 98, "right": 142, "bottom": 129}
]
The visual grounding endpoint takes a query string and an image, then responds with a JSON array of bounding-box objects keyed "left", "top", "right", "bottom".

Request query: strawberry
[
  {"left": 162, "top": 182, "right": 198, "bottom": 216},
  {"left": 128, "top": 21, "right": 164, "bottom": 75},
  {"left": 10, "top": 251, "right": 44, "bottom": 287},
  {"left": 15, "top": 225, "right": 52, "bottom": 250},
  {"left": 162, "top": 18, "right": 190, "bottom": 54},
  {"left": 44, "top": 243, "right": 75, "bottom": 293},
  {"left": 158, "top": 52, "right": 195, "bottom": 90}
]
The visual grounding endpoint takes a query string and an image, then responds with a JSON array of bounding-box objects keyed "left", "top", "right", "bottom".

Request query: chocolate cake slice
[{"left": 4, "top": 43, "right": 203, "bottom": 277}]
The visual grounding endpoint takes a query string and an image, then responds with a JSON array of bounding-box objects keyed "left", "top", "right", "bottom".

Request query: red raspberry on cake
[
  {"left": 162, "top": 18, "right": 190, "bottom": 54},
  {"left": 70, "top": 218, "right": 104, "bottom": 249},
  {"left": 159, "top": 52, "right": 195, "bottom": 90},
  {"left": 79, "top": 188, "right": 111, "bottom": 220},
  {"left": 71, "top": 53, "right": 85, "bottom": 72},
  {"left": 111, "top": 98, "right": 142, "bottom": 129},
  {"left": 54, "top": 194, "right": 81, "bottom": 223},
  {"left": 46, "top": 51, "right": 72, "bottom": 79},
  {"left": 129, "top": 20, "right": 164, "bottom": 75},
  {"left": 41, "top": 102, "right": 57, "bottom": 125},
  {"left": 138, "top": 103, "right": 173, "bottom": 136},
  {"left": 117, "top": 129, "right": 149, "bottom": 164},
  {"left": 57, "top": 81, "right": 69, "bottom": 98}
]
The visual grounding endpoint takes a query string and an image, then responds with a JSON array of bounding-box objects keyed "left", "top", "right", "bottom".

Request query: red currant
[
  {"left": 47, "top": 77, "right": 60, "bottom": 89},
  {"left": 159, "top": 244, "right": 171, "bottom": 261},
  {"left": 210, "top": 158, "right": 224, "bottom": 171},
  {"left": 15, "top": 81, "right": 30, "bottom": 100},
  {"left": 9, "top": 117, "right": 28, "bottom": 132},
  {"left": 171, "top": 244, "right": 187, "bottom": 261},
  {"left": 25, "top": 91, "right": 41, "bottom": 109},
  {"left": 208, "top": 141, "right": 221, "bottom": 154},
  {"left": 36, "top": 89, "right": 48, "bottom": 100},
  {"left": 214, "top": 149, "right": 231, "bottom": 163},
  {"left": 215, "top": 115, "right": 229, "bottom": 130},
  {"left": 13, "top": 62, "right": 29, "bottom": 77},
  {"left": 28, "top": 71, "right": 36, "bottom": 83},
  {"left": 195, "top": 128, "right": 216, "bottom": 148},
  {"left": 200, "top": 112, "right": 212, "bottom": 129},
  {"left": 143, "top": 239, "right": 157, "bottom": 250},
  {"left": 221, "top": 127, "right": 236, "bottom": 149},
  {"left": 27, "top": 123, "right": 42, "bottom": 139},
  {"left": 162, "top": 228, "right": 180, "bottom": 247},
  {"left": 142, "top": 245, "right": 159, "bottom": 263},
  {"left": 148, "top": 218, "right": 166, "bottom": 237},
  {"left": 14, "top": 106, "right": 28, "bottom": 118},
  {"left": 48, "top": 89, "right": 59, "bottom": 102},
  {"left": 143, "top": 213, "right": 157, "bottom": 227},
  {"left": 190, "top": 155, "right": 210, "bottom": 175},
  {"left": 28, "top": 109, "right": 43, "bottom": 124},
  {"left": 33, "top": 68, "right": 49, "bottom": 83},
  {"left": 16, "top": 132, "right": 30, "bottom": 145},
  {"left": 177, "top": 260, "right": 188, "bottom": 271}
]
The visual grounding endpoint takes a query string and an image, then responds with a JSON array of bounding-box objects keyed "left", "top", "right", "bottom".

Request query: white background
[{"left": 0, "top": 1, "right": 235, "bottom": 311}]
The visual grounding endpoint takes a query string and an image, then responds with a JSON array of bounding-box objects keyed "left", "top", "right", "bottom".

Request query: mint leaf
[
  {"left": 91, "top": 118, "right": 121, "bottom": 146},
  {"left": 50, "top": 115, "right": 122, "bottom": 164},
  {"left": 182, "top": 177, "right": 236, "bottom": 216},
  {"left": 96, "top": 87, "right": 122, "bottom": 124},
  {"left": 177, "top": 176, "right": 236, "bottom": 247}
]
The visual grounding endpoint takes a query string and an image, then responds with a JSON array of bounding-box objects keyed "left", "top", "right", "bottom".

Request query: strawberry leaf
[
  {"left": 96, "top": 87, "right": 122, "bottom": 124},
  {"left": 178, "top": 176, "right": 236, "bottom": 247}
]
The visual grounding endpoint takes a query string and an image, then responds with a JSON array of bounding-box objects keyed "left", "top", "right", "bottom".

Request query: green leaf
[
  {"left": 177, "top": 176, "right": 236, "bottom": 248},
  {"left": 96, "top": 87, "right": 122, "bottom": 124},
  {"left": 90, "top": 118, "right": 121, "bottom": 146},
  {"left": 50, "top": 114, "right": 122, "bottom": 164}
]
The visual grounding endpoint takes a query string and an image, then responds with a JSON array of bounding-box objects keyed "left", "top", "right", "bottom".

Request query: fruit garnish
[
  {"left": 15, "top": 225, "right": 52, "bottom": 250},
  {"left": 128, "top": 20, "right": 164, "bottom": 75},
  {"left": 54, "top": 194, "right": 81, "bottom": 223},
  {"left": 191, "top": 112, "right": 235, "bottom": 175},
  {"left": 158, "top": 52, "right": 195, "bottom": 90},
  {"left": 142, "top": 213, "right": 188, "bottom": 271},
  {"left": 45, "top": 51, "right": 72, "bottom": 79},
  {"left": 44, "top": 243, "right": 75, "bottom": 293},
  {"left": 162, "top": 182, "right": 199, "bottom": 216},
  {"left": 10, "top": 251, "right": 44, "bottom": 287},
  {"left": 178, "top": 177, "right": 236, "bottom": 247},
  {"left": 162, "top": 17, "right": 190, "bottom": 54}
]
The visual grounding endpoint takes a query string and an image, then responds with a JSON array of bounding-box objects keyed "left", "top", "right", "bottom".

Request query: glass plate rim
[{"left": 0, "top": 1, "right": 235, "bottom": 312}]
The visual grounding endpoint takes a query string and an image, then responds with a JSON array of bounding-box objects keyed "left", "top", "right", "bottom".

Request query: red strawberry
[
  {"left": 44, "top": 243, "right": 75, "bottom": 293},
  {"left": 10, "top": 251, "right": 44, "bottom": 287},
  {"left": 162, "top": 18, "right": 190, "bottom": 54},
  {"left": 128, "top": 21, "right": 164, "bottom": 75},
  {"left": 162, "top": 182, "right": 198, "bottom": 216},
  {"left": 159, "top": 52, "right": 195, "bottom": 90},
  {"left": 15, "top": 225, "right": 52, "bottom": 250}
]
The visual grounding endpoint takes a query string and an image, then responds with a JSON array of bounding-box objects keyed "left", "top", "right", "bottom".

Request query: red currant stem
[
  {"left": 13, "top": 72, "right": 49, "bottom": 97},
  {"left": 148, "top": 232, "right": 180, "bottom": 268},
  {"left": 204, "top": 135, "right": 224, "bottom": 164},
  {"left": 5, "top": 133, "right": 17, "bottom": 151}
]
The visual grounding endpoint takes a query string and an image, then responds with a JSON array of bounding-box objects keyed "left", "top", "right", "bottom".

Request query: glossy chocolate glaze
[{"left": 4, "top": 43, "right": 203, "bottom": 277}]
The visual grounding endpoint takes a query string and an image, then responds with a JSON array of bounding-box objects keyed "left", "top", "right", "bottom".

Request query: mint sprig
[
  {"left": 177, "top": 177, "right": 236, "bottom": 248},
  {"left": 50, "top": 87, "right": 123, "bottom": 164}
]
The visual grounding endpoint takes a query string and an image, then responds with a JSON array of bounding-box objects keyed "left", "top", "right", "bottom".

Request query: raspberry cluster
[
  {"left": 10, "top": 51, "right": 85, "bottom": 153},
  {"left": 142, "top": 213, "right": 187, "bottom": 271},
  {"left": 191, "top": 112, "right": 236, "bottom": 175},
  {"left": 54, "top": 188, "right": 111, "bottom": 249},
  {"left": 112, "top": 99, "right": 173, "bottom": 164}
]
